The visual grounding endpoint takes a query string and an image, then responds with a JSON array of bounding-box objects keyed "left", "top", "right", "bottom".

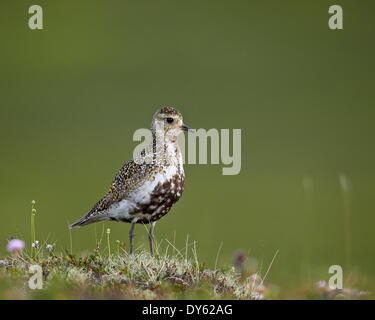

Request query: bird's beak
[{"left": 181, "top": 123, "right": 194, "bottom": 132}]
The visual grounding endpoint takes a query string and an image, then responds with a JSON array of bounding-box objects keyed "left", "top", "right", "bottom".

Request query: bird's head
[{"left": 152, "top": 106, "right": 192, "bottom": 142}]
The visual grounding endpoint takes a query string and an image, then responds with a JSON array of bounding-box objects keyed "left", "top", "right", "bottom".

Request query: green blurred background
[{"left": 1, "top": 0, "right": 374, "bottom": 288}]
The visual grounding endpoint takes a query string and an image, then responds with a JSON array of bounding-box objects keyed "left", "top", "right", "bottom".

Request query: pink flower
[
  {"left": 316, "top": 280, "right": 327, "bottom": 290},
  {"left": 257, "top": 284, "right": 266, "bottom": 294},
  {"left": 233, "top": 250, "right": 246, "bottom": 272},
  {"left": 6, "top": 239, "right": 25, "bottom": 253}
]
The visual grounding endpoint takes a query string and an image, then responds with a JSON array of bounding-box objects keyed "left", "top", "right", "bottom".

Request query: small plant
[
  {"left": 46, "top": 244, "right": 54, "bottom": 252},
  {"left": 116, "top": 240, "right": 120, "bottom": 255},
  {"left": 30, "top": 200, "right": 37, "bottom": 258},
  {"left": 106, "top": 228, "right": 111, "bottom": 257},
  {"left": 339, "top": 173, "right": 352, "bottom": 271}
]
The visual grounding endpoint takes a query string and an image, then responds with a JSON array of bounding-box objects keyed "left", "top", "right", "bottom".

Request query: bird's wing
[{"left": 70, "top": 159, "right": 158, "bottom": 228}]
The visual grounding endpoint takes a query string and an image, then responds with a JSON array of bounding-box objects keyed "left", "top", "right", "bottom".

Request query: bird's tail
[
  {"left": 69, "top": 217, "right": 92, "bottom": 229},
  {"left": 69, "top": 214, "right": 107, "bottom": 229}
]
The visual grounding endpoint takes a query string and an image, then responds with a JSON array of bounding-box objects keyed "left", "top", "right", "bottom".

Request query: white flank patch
[
  {"left": 106, "top": 199, "right": 136, "bottom": 220},
  {"left": 106, "top": 165, "right": 179, "bottom": 221},
  {"left": 132, "top": 165, "right": 178, "bottom": 204},
  {"left": 104, "top": 141, "right": 184, "bottom": 222}
]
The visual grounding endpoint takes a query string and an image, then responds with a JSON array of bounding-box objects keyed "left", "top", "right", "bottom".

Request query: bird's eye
[{"left": 166, "top": 117, "right": 174, "bottom": 124}]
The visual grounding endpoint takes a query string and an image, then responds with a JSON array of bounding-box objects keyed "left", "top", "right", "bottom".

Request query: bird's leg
[
  {"left": 148, "top": 221, "right": 156, "bottom": 256},
  {"left": 129, "top": 222, "right": 135, "bottom": 254}
]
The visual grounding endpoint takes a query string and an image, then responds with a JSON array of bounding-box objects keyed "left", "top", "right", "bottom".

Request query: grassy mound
[{"left": 0, "top": 248, "right": 271, "bottom": 299}]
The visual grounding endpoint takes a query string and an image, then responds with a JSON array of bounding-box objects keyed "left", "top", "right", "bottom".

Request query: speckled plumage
[{"left": 70, "top": 107, "right": 190, "bottom": 254}]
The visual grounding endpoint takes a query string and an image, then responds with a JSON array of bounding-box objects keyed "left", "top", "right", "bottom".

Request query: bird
[{"left": 70, "top": 106, "right": 192, "bottom": 255}]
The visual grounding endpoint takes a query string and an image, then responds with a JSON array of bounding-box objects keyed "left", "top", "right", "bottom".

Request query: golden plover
[{"left": 70, "top": 107, "right": 191, "bottom": 255}]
